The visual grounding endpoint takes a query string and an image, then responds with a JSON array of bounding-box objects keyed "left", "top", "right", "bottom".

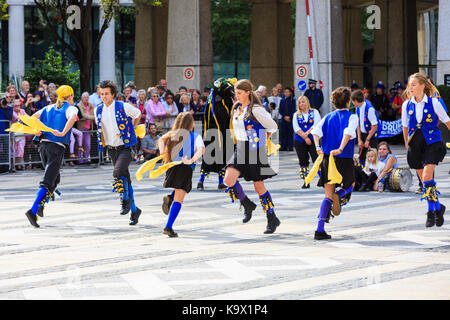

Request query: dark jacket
[
  {"left": 304, "top": 88, "right": 324, "bottom": 110},
  {"left": 0, "top": 105, "right": 13, "bottom": 134},
  {"left": 279, "top": 96, "right": 296, "bottom": 121}
]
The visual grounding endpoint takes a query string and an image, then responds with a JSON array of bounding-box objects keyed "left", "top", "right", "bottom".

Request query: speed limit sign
[
  {"left": 184, "top": 67, "right": 195, "bottom": 80},
  {"left": 296, "top": 66, "right": 307, "bottom": 78}
]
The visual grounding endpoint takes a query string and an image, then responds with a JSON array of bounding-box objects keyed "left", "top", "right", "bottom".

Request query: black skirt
[
  {"left": 163, "top": 164, "right": 194, "bottom": 193},
  {"left": 407, "top": 129, "right": 446, "bottom": 169},
  {"left": 318, "top": 154, "right": 355, "bottom": 189},
  {"left": 225, "top": 141, "right": 277, "bottom": 182}
]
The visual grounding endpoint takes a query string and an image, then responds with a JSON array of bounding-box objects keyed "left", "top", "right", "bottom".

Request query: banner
[{"left": 377, "top": 119, "right": 403, "bottom": 138}]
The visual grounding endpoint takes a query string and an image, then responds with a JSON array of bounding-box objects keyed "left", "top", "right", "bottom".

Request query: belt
[{"left": 107, "top": 145, "right": 128, "bottom": 151}]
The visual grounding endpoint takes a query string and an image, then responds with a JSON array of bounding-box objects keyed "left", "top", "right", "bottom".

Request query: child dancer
[
  {"left": 402, "top": 73, "right": 450, "bottom": 228},
  {"left": 311, "top": 87, "right": 358, "bottom": 240},
  {"left": 24, "top": 85, "right": 78, "bottom": 227},
  {"left": 293, "top": 96, "right": 321, "bottom": 188},
  {"left": 159, "top": 112, "right": 205, "bottom": 237},
  {"left": 224, "top": 79, "right": 280, "bottom": 234},
  {"left": 358, "top": 148, "right": 385, "bottom": 192}
]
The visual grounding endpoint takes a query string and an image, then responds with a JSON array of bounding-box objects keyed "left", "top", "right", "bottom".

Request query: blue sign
[
  {"left": 377, "top": 119, "right": 403, "bottom": 138},
  {"left": 298, "top": 80, "right": 307, "bottom": 91}
]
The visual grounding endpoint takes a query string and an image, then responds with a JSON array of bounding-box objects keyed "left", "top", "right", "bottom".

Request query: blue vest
[
  {"left": 406, "top": 96, "right": 442, "bottom": 145},
  {"left": 243, "top": 107, "right": 266, "bottom": 150},
  {"left": 39, "top": 102, "right": 72, "bottom": 145},
  {"left": 294, "top": 110, "right": 315, "bottom": 143},
  {"left": 96, "top": 100, "right": 137, "bottom": 151},
  {"left": 321, "top": 110, "right": 355, "bottom": 158},
  {"left": 173, "top": 131, "right": 198, "bottom": 170},
  {"left": 356, "top": 102, "right": 379, "bottom": 138},
  {"left": 379, "top": 154, "right": 398, "bottom": 169}
]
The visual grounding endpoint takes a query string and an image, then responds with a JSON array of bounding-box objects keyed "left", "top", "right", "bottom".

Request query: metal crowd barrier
[{"left": 0, "top": 120, "right": 12, "bottom": 173}]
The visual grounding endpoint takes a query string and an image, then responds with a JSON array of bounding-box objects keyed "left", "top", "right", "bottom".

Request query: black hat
[{"left": 308, "top": 79, "right": 317, "bottom": 84}]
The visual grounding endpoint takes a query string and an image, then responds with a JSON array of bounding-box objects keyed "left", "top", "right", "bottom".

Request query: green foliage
[
  {"left": 0, "top": 0, "right": 9, "bottom": 20},
  {"left": 437, "top": 85, "right": 450, "bottom": 111},
  {"left": 24, "top": 47, "right": 80, "bottom": 97},
  {"left": 361, "top": 7, "right": 374, "bottom": 48},
  {"left": 211, "top": 0, "right": 252, "bottom": 54}
]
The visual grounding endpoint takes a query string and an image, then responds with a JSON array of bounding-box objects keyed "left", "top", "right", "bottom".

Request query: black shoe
[
  {"left": 129, "top": 208, "right": 142, "bottom": 225},
  {"left": 218, "top": 183, "right": 228, "bottom": 190},
  {"left": 163, "top": 227, "right": 178, "bottom": 238},
  {"left": 120, "top": 199, "right": 131, "bottom": 215},
  {"left": 301, "top": 182, "right": 310, "bottom": 189},
  {"left": 358, "top": 184, "right": 367, "bottom": 192},
  {"left": 241, "top": 196, "right": 257, "bottom": 223},
  {"left": 162, "top": 195, "right": 173, "bottom": 215},
  {"left": 288, "top": 148, "right": 294, "bottom": 151},
  {"left": 36, "top": 206, "right": 44, "bottom": 218},
  {"left": 197, "top": 181, "right": 204, "bottom": 191},
  {"left": 264, "top": 214, "right": 280, "bottom": 234},
  {"left": 436, "top": 204, "right": 446, "bottom": 227},
  {"left": 426, "top": 211, "right": 435, "bottom": 228},
  {"left": 314, "top": 231, "right": 331, "bottom": 240},
  {"left": 25, "top": 210, "right": 40, "bottom": 228}
]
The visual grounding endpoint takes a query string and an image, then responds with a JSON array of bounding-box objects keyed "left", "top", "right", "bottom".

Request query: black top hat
[{"left": 308, "top": 79, "right": 317, "bottom": 84}]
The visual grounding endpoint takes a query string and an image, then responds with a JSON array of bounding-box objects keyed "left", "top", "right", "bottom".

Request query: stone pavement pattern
[{"left": 0, "top": 146, "right": 449, "bottom": 300}]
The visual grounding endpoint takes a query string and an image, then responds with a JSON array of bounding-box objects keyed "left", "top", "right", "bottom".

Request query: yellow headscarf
[{"left": 55, "top": 85, "right": 74, "bottom": 107}]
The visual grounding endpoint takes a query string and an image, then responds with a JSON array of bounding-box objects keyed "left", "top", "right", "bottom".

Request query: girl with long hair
[
  {"left": 224, "top": 79, "right": 281, "bottom": 234},
  {"left": 401, "top": 73, "right": 450, "bottom": 228},
  {"left": 159, "top": 112, "right": 205, "bottom": 237}
]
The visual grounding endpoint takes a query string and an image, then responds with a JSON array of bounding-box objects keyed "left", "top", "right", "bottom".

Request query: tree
[
  {"left": 33, "top": 0, "right": 119, "bottom": 93},
  {"left": 0, "top": 0, "right": 8, "bottom": 20},
  {"left": 25, "top": 47, "right": 80, "bottom": 97}
]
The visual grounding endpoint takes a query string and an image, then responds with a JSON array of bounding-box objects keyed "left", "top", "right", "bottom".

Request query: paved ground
[{"left": 1, "top": 146, "right": 450, "bottom": 300}]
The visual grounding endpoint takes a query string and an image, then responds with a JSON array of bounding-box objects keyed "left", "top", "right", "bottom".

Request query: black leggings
[
  {"left": 39, "top": 142, "right": 65, "bottom": 191},
  {"left": 294, "top": 139, "right": 318, "bottom": 167},
  {"left": 108, "top": 146, "right": 133, "bottom": 183}
]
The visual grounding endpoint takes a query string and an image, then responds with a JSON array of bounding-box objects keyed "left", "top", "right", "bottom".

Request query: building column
[
  {"left": 373, "top": 0, "right": 418, "bottom": 89},
  {"left": 99, "top": 10, "right": 116, "bottom": 83},
  {"left": 134, "top": 2, "right": 168, "bottom": 90},
  {"left": 250, "top": 0, "right": 294, "bottom": 89},
  {"left": 166, "top": 0, "right": 213, "bottom": 93},
  {"left": 294, "top": 0, "right": 345, "bottom": 114},
  {"left": 437, "top": 0, "right": 450, "bottom": 85},
  {"left": 8, "top": 4, "right": 25, "bottom": 81},
  {"left": 343, "top": 4, "right": 364, "bottom": 88}
]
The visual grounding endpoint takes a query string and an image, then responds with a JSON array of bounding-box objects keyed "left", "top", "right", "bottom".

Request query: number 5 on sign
[{"left": 184, "top": 67, "right": 195, "bottom": 81}]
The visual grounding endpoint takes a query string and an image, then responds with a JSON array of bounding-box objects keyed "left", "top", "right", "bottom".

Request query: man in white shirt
[{"left": 96, "top": 80, "right": 142, "bottom": 225}]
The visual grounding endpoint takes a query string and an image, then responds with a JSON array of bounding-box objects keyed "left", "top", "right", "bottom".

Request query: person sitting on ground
[
  {"left": 357, "top": 148, "right": 385, "bottom": 192},
  {"left": 141, "top": 124, "right": 161, "bottom": 161},
  {"left": 374, "top": 141, "right": 399, "bottom": 192}
]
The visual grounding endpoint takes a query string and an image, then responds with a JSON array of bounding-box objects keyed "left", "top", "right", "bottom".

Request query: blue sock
[
  {"left": 427, "top": 200, "right": 435, "bottom": 212},
  {"left": 337, "top": 185, "right": 354, "bottom": 198},
  {"left": 316, "top": 198, "right": 332, "bottom": 233},
  {"left": 218, "top": 173, "right": 224, "bottom": 185},
  {"left": 166, "top": 201, "right": 182, "bottom": 229},
  {"left": 423, "top": 179, "right": 441, "bottom": 211},
  {"left": 199, "top": 171, "right": 207, "bottom": 183},
  {"left": 31, "top": 187, "right": 48, "bottom": 215},
  {"left": 122, "top": 177, "right": 129, "bottom": 201},
  {"left": 232, "top": 181, "right": 247, "bottom": 202},
  {"left": 128, "top": 184, "right": 138, "bottom": 213},
  {"left": 169, "top": 190, "right": 175, "bottom": 200}
]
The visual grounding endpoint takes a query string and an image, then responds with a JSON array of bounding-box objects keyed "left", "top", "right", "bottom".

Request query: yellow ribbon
[
  {"left": 446, "top": 142, "right": 450, "bottom": 149},
  {"left": 18, "top": 114, "right": 55, "bottom": 132},
  {"left": 135, "top": 124, "right": 146, "bottom": 139},
  {"left": 135, "top": 154, "right": 165, "bottom": 181},
  {"left": 304, "top": 153, "right": 342, "bottom": 185},
  {"left": 267, "top": 139, "right": 280, "bottom": 156},
  {"left": 6, "top": 122, "right": 39, "bottom": 135},
  {"left": 149, "top": 161, "right": 182, "bottom": 179}
]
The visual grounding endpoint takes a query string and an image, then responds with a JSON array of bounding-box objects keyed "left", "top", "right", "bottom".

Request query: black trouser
[
  {"left": 294, "top": 139, "right": 318, "bottom": 167},
  {"left": 108, "top": 146, "right": 132, "bottom": 184},
  {"left": 359, "top": 132, "right": 378, "bottom": 164},
  {"left": 39, "top": 141, "right": 65, "bottom": 191}
]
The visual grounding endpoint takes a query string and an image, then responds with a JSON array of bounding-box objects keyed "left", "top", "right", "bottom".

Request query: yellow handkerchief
[
  {"left": 6, "top": 122, "right": 39, "bottom": 135},
  {"left": 446, "top": 142, "right": 450, "bottom": 149},
  {"left": 135, "top": 154, "right": 165, "bottom": 181},
  {"left": 18, "top": 114, "right": 55, "bottom": 132},
  {"left": 305, "top": 154, "right": 323, "bottom": 185},
  {"left": 135, "top": 124, "right": 146, "bottom": 139},
  {"left": 327, "top": 153, "right": 343, "bottom": 185},
  {"left": 267, "top": 139, "right": 281, "bottom": 156},
  {"left": 149, "top": 161, "right": 182, "bottom": 179}
]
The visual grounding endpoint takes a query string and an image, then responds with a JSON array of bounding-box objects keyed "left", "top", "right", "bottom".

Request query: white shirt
[
  {"left": 358, "top": 101, "right": 378, "bottom": 133},
  {"left": 232, "top": 105, "right": 278, "bottom": 141},
  {"left": 364, "top": 161, "right": 385, "bottom": 177},
  {"left": 311, "top": 109, "right": 358, "bottom": 139},
  {"left": 401, "top": 95, "right": 450, "bottom": 127},
  {"left": 36, "top": 103, "right": 79, "bottom": 147},
  {"left": 292, "top": 109, "right": 321, "bottom": 133},
  {"left": 95, "top": 101, "right": 141, "bottom": 147},
  {"left": 89, "top": 93, "right": 103, "bottom": 108},
  {"left": 268, "top": 96, "right": 282, "bottom": 120}
]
